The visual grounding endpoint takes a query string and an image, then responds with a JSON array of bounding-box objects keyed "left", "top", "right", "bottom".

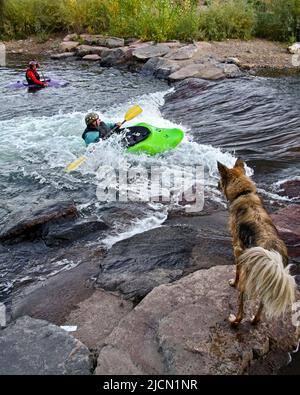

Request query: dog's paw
[
  {"left": 228, "top": 314, "right": 240, "bottom": 327},
  {"left": 228, "top": 279, "right": 236, "bottom": 288}
]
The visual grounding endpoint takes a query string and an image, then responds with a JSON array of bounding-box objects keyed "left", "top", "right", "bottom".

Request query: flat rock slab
[
  {"left": 0, "top": 316, "right": 92, "bottom": 375},
  {"left": 64, "top": 290, "right": 134, "bottom": 350},
  {"left": 133, "top": 44, "right": 170, "bottom": 60},
  {"left": 96, "top": 266, "right": 299, "bottom": 375},
  {"left": 169, "top": 63, "right": 225, "bottom": 81},
  {"left": 165, "top": 44, "right": 199, "bottom": 60}
]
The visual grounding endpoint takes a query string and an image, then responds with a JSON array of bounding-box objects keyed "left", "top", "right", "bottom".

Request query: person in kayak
[
  {"left": 25, "top": 61, "right": 48, "bottom": 88},
  {"left": 82, "top": 112, "right": 121, "bottom": 146}
]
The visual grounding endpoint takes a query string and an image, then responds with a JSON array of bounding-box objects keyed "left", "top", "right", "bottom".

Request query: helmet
[
  {"left": 29, "top": 61, "right": 40, "bottom": 68},
  {"left": 85, "top": 112, "right": 99, "bottom": 126}
]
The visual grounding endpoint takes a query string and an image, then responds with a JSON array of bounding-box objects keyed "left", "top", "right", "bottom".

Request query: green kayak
[{"left": 123, "top": 122, "right": 184, "bottom": 156}]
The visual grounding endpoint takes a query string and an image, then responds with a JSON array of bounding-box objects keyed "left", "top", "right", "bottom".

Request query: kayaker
[
  {"left": 82, "top": 112, "right": 121, "bottom": 146},
  {"left": 25, "top": 61, "right": 48, "bottom": 88}
]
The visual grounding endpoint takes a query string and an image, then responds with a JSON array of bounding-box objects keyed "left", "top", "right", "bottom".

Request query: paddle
[{"left": 64, "top": 105, "right": 143, "bottom": 173}]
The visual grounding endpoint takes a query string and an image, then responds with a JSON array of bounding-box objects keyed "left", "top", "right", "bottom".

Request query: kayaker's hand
[
  {"left": 44, "top": 83, "right": 49, "bottom": 87},
  {"left": 115, "top": 122, "right": 122, "bottom": 128}
]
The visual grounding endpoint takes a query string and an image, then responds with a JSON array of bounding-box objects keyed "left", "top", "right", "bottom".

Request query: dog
[{"left": 217, "top": 158, "right": 296, "bottom": 326}]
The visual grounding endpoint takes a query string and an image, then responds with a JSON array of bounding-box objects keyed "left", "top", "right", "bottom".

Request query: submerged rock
[
  {"left": 96, "top": 266, "right": 299, "bottom": 375},
  {"left": 0, "top": 316, "right": 92, "bottom": 375}
]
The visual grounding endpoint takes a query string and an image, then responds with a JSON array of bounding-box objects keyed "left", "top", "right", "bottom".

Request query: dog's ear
[
  {"left": 217, "top": 162, "right": 229, "bottom": 178},
  {"left": 234, "top": 158, "right": 245, "bottom": 173}
]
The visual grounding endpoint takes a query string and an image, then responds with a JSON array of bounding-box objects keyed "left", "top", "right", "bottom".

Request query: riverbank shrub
[{"left": 0, "top": 0, "right": 299, "bottom": 42}]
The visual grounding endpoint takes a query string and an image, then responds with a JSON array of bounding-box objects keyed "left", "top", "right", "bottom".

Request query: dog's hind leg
[
  {"left": 229, "top": 291, "right": 244, "bottom": 327},
  {"left": 229, "top": 246, "right": 243, "bottom": 288},
  {"left": 251, "top": 302, "right": 264, "bottom": 325}
]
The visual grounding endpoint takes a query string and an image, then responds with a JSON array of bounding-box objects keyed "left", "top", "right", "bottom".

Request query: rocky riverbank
[{"left": 3, "top": 34, "right": 300, "bottom": 81}]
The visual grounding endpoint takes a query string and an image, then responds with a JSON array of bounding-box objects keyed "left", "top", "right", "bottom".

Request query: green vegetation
[{"left": 0, "top": 0, "right": 299, "bottom": 42}]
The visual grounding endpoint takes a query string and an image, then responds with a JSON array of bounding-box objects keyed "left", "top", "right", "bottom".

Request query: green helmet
[{"left": 85, "top": 112, "right": 99, "bottom": 126}]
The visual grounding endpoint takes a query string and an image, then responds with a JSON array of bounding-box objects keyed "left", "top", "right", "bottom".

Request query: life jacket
[
  {"left": 82, "top": 122, "right": 112, "bottom": 146},
  {"left": 26, "top": 68, "right": 41, "bottom": 85}
]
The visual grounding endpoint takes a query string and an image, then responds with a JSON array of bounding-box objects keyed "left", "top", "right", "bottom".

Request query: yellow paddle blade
[
  {"left": 124, "top": 105, "right": 143, "bottom": 122},
  {"left": 64, "top": 155, "right": 87, "bottom": 173}
]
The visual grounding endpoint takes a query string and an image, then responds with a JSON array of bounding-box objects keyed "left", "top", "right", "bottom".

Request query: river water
[{"left": 0, "top": 55, "right": 299, "bottom": 370}]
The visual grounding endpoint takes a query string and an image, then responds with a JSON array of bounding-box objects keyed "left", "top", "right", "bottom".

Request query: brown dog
[{"left": 217, "top": 158, "right": 295, "bottom": 326}]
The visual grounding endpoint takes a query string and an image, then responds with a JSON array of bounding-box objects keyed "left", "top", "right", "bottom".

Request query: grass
[{"left": 0, "top": 0, "right": 299, "bottom": 42}]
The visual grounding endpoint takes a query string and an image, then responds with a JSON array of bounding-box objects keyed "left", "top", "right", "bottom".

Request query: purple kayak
[{"left": 6, "top": 79, "right": 69, "bottom": 90}]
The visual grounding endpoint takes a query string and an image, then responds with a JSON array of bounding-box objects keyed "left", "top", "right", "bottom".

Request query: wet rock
[
  {"left": 277, "top": 179, "right": 300, "bottom": 199},
  {"left": 272, "top": 205, "right": 300, "bottom": 257},
  {"left": 100, "top": 47, "right": 133, "bottom": 67},
  {"left": 82, "top": 54, "right": 101, "bottom": 61},
  {"left": 133, "top": 44, "right": 170, "bottom": 60},
  {"left": 0, "top": 201, "right": 78, "bottom": 243},
  {"left": 0, "top": 316, "right": 92, "bottom": 375},
  {"left": 96, "top": 266, "right": 299, "bottom": 375},
  {"left": 169, "top": 63, "right": 225, "bottom": 81},
  {"left": 75, "top": 45, "right": 106, "bottom": 57},
  {"left": 96, "top": 219, "right": 232, "bottom": 301},
  {"left": 165, "top": 44, "right": 198, "bottom": 60},
  {"left": 60, "top": 41, "right": 80, "bottom": 52},
  {"left": 43, "top": 217, "right": 109, "bottom": 247},
  {"left": 288, "top": 43, "right": 300, "bottom": 54},
  {"left": 141, "top": 57, "right": 181, "bottom": 79},
  {"left": 64, "top": 290, "right": 134, "bottom": 350},
  {"left": 51, "top": 52, "right": 76, "bottom": 60}
]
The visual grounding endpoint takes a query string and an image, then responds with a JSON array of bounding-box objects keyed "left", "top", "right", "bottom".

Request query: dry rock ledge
[{"left": 47, "top": 34, "right": 300, "bottom": 81}]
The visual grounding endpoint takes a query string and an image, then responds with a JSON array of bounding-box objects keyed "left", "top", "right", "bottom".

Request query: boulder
[
  {"left": 51, "top": 52, "right": 76, "bottom": 60},
  {"left": 64, "top": 290, "right": 134, "bottom": 350},
  {"left": 0, "top": 316, "right": 92, "bottom": 375},
  {"left": 133, "top": 44, "right": 170, "bottom": 60},
  {"left": 100, "top": 47, "right": 133, "bottom": 67},
  {"left": 165, "top": 44, "right": 199, "bottom": 60},
  {"left": 96, "top": 266, "right": 299, "bottom": 375},
  {"left": 60, "top": 41, "right": 80, "bottom": 53},
  {"left": 169, "top": 63, "right": 225, "bottom": 81},
  {"left": 82, "top": 54, "right": 101, "bottom": 61},
  {"left": 96, "top": 222, "right": 232, "bottom": 301},
  {"left": 0, "top": 201, "right": 78, "bottom": 243},
  {"left": 272, "top": 205, "right": 300, "bottom": 258},
  {"left": 288, "top": 43, "right": 300, "bottom": 54},
  {"left": 220, "top": 63, "right": 243, "bottom": 78},
  {"left": 141, "top": 57, "right": 181, "bottom": 79},
  {"left": 75, "top": 45, "right": 107, "bottom": 57}
]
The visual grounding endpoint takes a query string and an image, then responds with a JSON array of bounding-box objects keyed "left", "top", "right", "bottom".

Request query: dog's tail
[{"left": 238, "top": 247, "right": 296, "bottom": 318}]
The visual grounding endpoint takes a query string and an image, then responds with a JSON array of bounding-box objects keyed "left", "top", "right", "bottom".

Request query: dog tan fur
[{"left": 217, "top": 158, "right": 296, "bottom": 326}]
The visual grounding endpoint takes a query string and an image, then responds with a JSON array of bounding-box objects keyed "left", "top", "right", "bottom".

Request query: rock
[
  {"left": 75, "top": 45, "right": 107, "bottom": 57},
  {"left": 100, "top": 47, "right": 133, "bottom": 67},
  {"left": 0, "top": 316, "right": 92, "bottom": 375},
  {"left": 165, "top": 40, "right": 182, "bottom": 48},
  {"left": 133, "top": 44, "right": 170, "bottom": 60},
  {"left": 220, "top": 63, "right": 242, "bottom": 78},
  {"left": 96, "top": 266, "right": 299, "bottom": 375},
  {"left": 51, "top": 52, "right": 76, "bottom": 60},
  {"left": 288, "top": 43, "right": 300, "bottom": 54},
  {"left": 64, "top": 290, "right": 134, "bottom": 350},
  {"left": 165, "top": 44, "right": 198, "bottom": 60},
  {"left": 60, "top": 41, "right": 80, "bottom": 52},
  {"left": 80, "top": 34, "right": 124, "bottom": 48},
  {"left": 271, "top": 205, "right": 300, "bottom": 258},
  {"left": 277, "top": 179, "right": 300, "bottom": 199},
  {"left": 82, "top": 54, "right": 101, "bottom": 61},
  {"left": 0, "top": 201, "right": 78, "bottom": 243},
  {"left": 96, "top": 221, "right": 232, "bottom": 301},
  {"left": 226, "top": 57, "right": 241, "bottom": 66},
  {"left": 169, "top": 63, "right": 225, "bottom": 81},
  {"left": 43, "top": 217, "right": 109, "bottom": 247},
  {"left": 142, "top": 57, "right": 181, "bottom": 79},
  {"left": 63, "top": 34, "right": 78, "bottom": 42}
]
